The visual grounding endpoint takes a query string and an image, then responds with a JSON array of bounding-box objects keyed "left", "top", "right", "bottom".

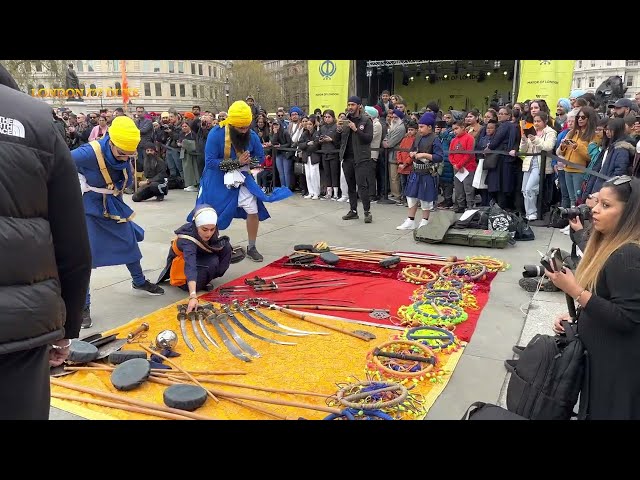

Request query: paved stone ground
[{"left": 49, "top": 190, "right": 574, "bottom": 420}]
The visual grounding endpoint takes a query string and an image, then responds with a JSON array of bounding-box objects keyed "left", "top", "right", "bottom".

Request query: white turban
[{"left": 193, "top": 206, "right": 218, "bottom": 227}]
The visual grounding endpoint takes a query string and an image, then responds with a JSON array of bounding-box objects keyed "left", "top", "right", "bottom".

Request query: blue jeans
[
  {"left": 557, "top": 170, "right": 570, "bottom": 208},
  {"left": 275, "top": 154, "right": 293, "bottom": 189},
  {"left": 85, "top": 261, "right": 146, "bottom": 307},
  {"left": 564, "top": 172, "right": 583, "bottom": 206}
]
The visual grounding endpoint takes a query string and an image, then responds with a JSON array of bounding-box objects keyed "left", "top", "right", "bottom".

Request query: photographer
[
  {"left": 521, "top": 199, "right": 594, "bottom": 292},
  {"left": 546, "top": 175, "right": 640, "bottom": 420}
]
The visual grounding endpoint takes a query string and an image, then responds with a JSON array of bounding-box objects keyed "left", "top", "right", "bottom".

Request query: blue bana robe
[
  {"left": 190, "top": 126, "right": 292, "bottom": 230},
  {"left": 72, "top": 135, "right": 144, "bottom": 268}
]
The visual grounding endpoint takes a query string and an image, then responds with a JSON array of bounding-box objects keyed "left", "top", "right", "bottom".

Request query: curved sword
[
  {"left": 188, "top": 312, "right": 209, "bottom": 351},
  {"left": 197, "top": 310, "right": 219, "bottom": 348},
  {"left": 234, "top": 304, "right": 309, "bottom": 337},
  {"left": 207, "top": 313, "right": 251, "bottom": 362},
  {"left": 247, "top": 306, "right": 330, "bottom": 336},
  {"left": 224, "top": 307, "right": 296, "bottom": 346},
  {"left": 217, "top": 309, "right": 261, "bottom": 358},
  {"left": 178, "top": 312, "right": 195, "bottom": 352}
]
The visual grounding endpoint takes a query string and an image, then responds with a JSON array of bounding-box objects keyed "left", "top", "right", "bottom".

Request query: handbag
[
  {"left": 461, "top": 401, "right": 528, "bottom": 420},
  {"left": 483, "top": 152, "right": 499, "bottom": 170},
  {"left": 472, "top": 158, "right": 488, "bottom": 189},
  {"left": 294, "top": 161, "right": 305, "bottom": 175}
]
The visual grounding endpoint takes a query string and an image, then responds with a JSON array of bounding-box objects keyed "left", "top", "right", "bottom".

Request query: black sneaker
[
  {"left": 364, "top": 211, "right": 372, "bottom": 223},
  {"left": 437, "top": 200, "right": 454, "bottom": 209},
  {"left": 124, "top": 187, "right": 134, "bottom": 195},
  {"left": 246, "top": 246, "right": 264, "bottom": 262},
  {"left": 342, "top": 210, "right": 359, "bottom": 220},
  {"left": 132, "top": 280, "right": 165, "bottom": 295},
  {"left": 81, "top": 306, "right": 92, "bottom": 329},
  {"left": 377, "top": 197, "right": 396, "bottom": 205},
  {"left": 155, "top": 195, "right": 165, "bottom": 201},
  {"left": 454, "top": 207, "right": 466, "bottom": 214}
]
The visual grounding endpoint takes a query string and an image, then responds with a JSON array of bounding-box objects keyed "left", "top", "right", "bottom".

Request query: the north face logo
[{"left": 0, "top": 115, "right": 25, "bottom": 138}]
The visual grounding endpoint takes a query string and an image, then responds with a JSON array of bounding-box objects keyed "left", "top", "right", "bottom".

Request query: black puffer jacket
[{"left": 0, "top": 65, "right": 92, "bottom": 354}]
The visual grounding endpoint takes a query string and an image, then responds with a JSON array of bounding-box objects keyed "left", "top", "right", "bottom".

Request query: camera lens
[{"left": 522, "top": 265, "right": 544, "bottom": 278}]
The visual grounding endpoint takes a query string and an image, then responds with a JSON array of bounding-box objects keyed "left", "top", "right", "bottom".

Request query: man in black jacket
[
  {"left": 337, "top": 95, "right": 374, "bottom": 223},
  {"left": 132, "top": 143, "right": 169, "bottom": 202},
  {"left": 0, "top": 64, "right": 92, "bottom": 419}
]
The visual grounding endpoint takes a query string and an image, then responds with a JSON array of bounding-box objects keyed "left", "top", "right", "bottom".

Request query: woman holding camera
[
  {"left": 546, "top": 175, "right": 640, "bottom": 419},
  {"left": 558, "top": 106, "right": 597, "bottom": 206}
]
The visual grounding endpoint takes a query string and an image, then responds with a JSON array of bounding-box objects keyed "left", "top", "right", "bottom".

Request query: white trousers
[
  {"left": 237, "top": 185, "right": 258, "bottom": 214},
  {"left": 340, "top": 160, "right": 349, "bottom": 198},
  {"left": 305, "top": 159, "right": 321, "bottom": 197}
]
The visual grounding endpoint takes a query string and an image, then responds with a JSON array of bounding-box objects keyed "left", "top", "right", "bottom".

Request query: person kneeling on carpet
[
  {"left": 156, "top": 204, "right": 232, "bottom": 312},
  {"left": 132, "top": 142, "right": 168, "bottom": 202}
]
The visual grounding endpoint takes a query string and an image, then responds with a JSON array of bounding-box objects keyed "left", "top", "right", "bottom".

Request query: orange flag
[{"left": 120, "top": 60, "right": 129, "bottom": 111}]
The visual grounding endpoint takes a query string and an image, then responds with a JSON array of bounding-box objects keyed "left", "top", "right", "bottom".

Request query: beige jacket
[{"left": 519, "top": 126, "right": 557, "bottom": 174}]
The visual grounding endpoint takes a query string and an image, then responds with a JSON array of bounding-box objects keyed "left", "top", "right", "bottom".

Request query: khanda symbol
[
  {"left": 539, "top": 60, "right": 552, "bottom": 65},
  {"left": 319, "top": 60, "right": 337, "bottom": 79}
]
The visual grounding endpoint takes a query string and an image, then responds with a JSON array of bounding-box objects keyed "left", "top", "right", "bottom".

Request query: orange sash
[{"left": 168, "top": 234, "right": 217, "bottom": 286}]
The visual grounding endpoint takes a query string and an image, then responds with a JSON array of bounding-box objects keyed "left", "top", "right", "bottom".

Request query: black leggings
[{"left": 322, "top": 157, "right": 340, "bottom": 187}]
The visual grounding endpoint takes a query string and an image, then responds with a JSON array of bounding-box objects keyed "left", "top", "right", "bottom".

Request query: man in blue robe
[
  {"left": 192, "top": 100, "right": 292, "bottom": 262},
  {"left": 72, "top": 116, "right": 164, "bottom": 328}
]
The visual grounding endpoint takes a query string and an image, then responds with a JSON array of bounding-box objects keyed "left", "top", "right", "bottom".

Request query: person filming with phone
[
  {"left": 545, "top": 175, "right": 640, "bottom": 420},
  {"left": 557, "top": 107, "right": 597, "bottom": 207}
]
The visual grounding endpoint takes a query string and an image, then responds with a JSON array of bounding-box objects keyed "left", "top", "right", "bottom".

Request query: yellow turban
[
  {"left": 219, "top": 101, "right": 252, "bottom": 128},
  {"left": 109, "top": 116, "right": 140, "bottom": 153}
]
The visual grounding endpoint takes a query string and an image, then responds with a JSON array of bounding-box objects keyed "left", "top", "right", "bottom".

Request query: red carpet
[{"left": 201, "top": 254, "right": 497, "bottom": 342}]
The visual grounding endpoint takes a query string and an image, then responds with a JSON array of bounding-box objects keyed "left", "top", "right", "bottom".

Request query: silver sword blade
[
  {"left": 236, "top": 307, "right": 309, "bottom": 337},
  {"left": 198, "top": 316, "right": 219, "bottom": 348},
  {"left": 218, "top": 312, "right": 261, "bottom": 358},
  {"left": 207, "top": 314, "right": 251, "bottom": 362},
  {"left": 249, "top": 306, "right": 330, "bottom": 335},
  {"left": 225, "top": 309, "right": 296, "bottom": 346},
  {"left": 190, "top": 317, "right": 210, "bottom": 351},
  {"left": 180, "top": 319, "right": 195, "bottom": 352}
]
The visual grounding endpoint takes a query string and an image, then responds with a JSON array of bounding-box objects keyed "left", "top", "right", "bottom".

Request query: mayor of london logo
[
  {"left": 539, "top": 60, "right": 552, "bottom": 65},
  {"left": 319, "top": 60, "right": 336, "bottom": 79}
]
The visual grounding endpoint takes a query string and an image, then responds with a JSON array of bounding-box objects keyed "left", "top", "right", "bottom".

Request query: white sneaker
[
  {"left": 331, "top": 196, "right": 340, "bottom": 201},
  {"left": 184, "top": 185, "right": 198, "bottom": 192},
  {"left": 526, "top": 214, "right": 538, "bottom": 221},
  {"left": 303, "top": 194, "right": 312, "bottom": 199},
  {"left": 396, "top": 218, "right": 416, "bottom": 230},
  {"left": 418, "top": 218, "right": 429, "bottom": 228},
  {"left": 337, "top": 196, "right": 349, "bottom": 202},
  {"left": 311, "top": 195, "right": 319, "bottom": 200}
]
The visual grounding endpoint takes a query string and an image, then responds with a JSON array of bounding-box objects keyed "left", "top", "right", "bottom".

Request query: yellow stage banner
[
  {"left": 308, "top": 60, "right": 350, "bottom": 115},
  {"left": 517, "top": 60, "right": 575, "bottom": 111}
]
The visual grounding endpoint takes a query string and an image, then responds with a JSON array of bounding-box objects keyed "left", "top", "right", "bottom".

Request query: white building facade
[
  {"left": 30, "top": 60, "right": 230, "bottom": 114},
  {"left": 572, "top": 60, "right": 640, "bottom": 98}
]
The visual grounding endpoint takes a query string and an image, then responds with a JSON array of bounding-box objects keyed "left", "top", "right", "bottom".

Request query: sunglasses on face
[
  {"left": 277, "top": 114, "right": 284, "bottom": 117},
  {"left": 577, "top": 115, "right": 587, "bottom": 119}
]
